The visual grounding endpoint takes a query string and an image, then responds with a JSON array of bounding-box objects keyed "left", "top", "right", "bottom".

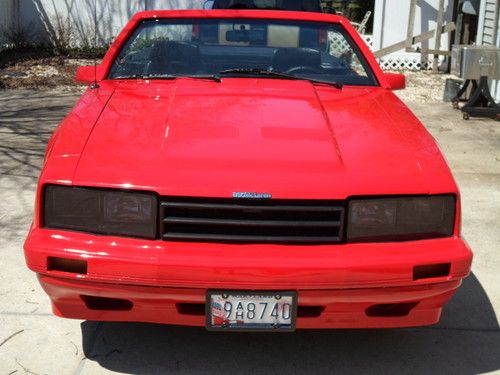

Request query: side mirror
[
  {"left": 75, "top": 65, "right": 103, "bottom": 84},
  {"left": 384, "top": 73, "right": 406, "bottom": 91}
]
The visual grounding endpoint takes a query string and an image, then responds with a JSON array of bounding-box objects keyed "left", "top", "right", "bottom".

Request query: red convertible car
[{"left": 24, "top": 9, "right": 473, "bottom": 331}]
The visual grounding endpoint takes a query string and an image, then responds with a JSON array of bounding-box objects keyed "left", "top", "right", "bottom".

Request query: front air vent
[
  {"left": 160, "top": 197, "right": 344, "bottom": 244},
  {"left": 47, "top": 257, "right": 87, "bottom": 274}
]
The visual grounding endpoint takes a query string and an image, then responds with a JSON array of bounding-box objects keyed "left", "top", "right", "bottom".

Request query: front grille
[{"left": 160, "top": 197, "right": 344, "bottom": 244}]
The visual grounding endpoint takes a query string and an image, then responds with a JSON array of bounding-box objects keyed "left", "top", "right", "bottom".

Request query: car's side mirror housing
[
  {"left": 75, "top": 66, "right": 95, "bottom": 84},
  {"left": 384, "top": 73, "right": 406, "bottom": 91},
  {"left": 76, "top": 65, "right": 105, "bottom": 84}
]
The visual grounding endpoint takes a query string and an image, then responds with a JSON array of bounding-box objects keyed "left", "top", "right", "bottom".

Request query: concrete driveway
[{"left": 0, "top": 90, "right": 499, "bottom": 374}]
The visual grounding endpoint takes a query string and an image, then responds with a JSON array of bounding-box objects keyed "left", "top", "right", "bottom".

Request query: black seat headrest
[
  {"left": 148, "top": 41, "right": 201, "bottom": 75},
  {"left": 272, "top": 47, "right": 321, "bottom": 72},
  {"left": 213, "top": 0, "right": 256, "bottom": 8},
  {"left": 280, "top": 0, "right": 322, "bottom": 12}
]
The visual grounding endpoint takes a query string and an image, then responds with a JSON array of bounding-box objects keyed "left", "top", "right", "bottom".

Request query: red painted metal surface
[
  {"left": 24, "top": 10, "right": 473, "bottom": 328},
  {"left": 39, "top": 274, "right": 463, "bottom": 328}
]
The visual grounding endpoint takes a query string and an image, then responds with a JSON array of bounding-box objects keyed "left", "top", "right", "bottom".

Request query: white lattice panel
[
  {"left": 378, "top": 56, "right": 433, "bottom": 70},
  {"left": 332, "top": 33, "right": 438, "bottom": 71},
  {"left": 361, "top": 35, "right": 373, "bottom": 49},
  {"left": 330, "top": 34, "right": 373, "bottom": 53},
  {"left": 329, "top": 33, "right": 351, "bottom": 54},
  {"left": 378, "top": 54, "right": 446, "bottom": 71}
]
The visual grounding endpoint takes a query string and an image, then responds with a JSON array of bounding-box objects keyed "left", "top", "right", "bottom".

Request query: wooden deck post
[
  {"left": 433, "top": 0, "right": 446, "bottom": 71},
  {"left": 405, "top": 0, "right": 417, "bottom": 52}
]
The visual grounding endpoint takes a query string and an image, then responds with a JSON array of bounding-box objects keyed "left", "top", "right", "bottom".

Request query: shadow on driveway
[
  {"left": 0, "top": 90, "right": 81, "bottom": 243},
  {"left": 81, "top": 273, "right": 499, "bottom": 374},
  {"left": 0, "top": 91, "right": 75, "bottom": 180}
]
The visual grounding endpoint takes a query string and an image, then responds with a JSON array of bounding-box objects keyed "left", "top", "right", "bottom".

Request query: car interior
[
  {"left": 114, "top": 41, "right": 364, "bottom": 80},
  {"left": 211, "top": 0, "right": 324, "bottom": 12},
  {"left": 109, "top": 19, "right": 375, "bottom": 86}
]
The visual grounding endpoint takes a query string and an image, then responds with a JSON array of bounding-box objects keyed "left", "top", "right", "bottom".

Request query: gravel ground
[{"left": 395, "top": 70, "right": 458, "bottom": 103}]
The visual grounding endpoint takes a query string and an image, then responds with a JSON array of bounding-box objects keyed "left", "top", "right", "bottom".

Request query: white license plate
[{"left": 206, "top": 291, "right": 297, "bottom": 331}]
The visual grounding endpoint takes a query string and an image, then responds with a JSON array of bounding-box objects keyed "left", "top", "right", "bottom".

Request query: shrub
[
  {"left": 0, "top": 22, "right": 38, "bottom": 49},
  {"left": 47, "top": 14, "right": 75, "bottom": 55}
]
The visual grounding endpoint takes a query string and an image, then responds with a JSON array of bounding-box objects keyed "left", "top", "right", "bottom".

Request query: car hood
[{"left": 71, "top": 79, "right": 456, "bottom": 198}]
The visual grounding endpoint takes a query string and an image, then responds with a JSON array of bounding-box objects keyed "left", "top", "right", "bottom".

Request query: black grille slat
[
  {"left": 162, "top": 201, "right": 342, "bottom": 213},
  {"left": 163, "top": 217, "right": 341, "bottom": 228},
  {"left": 160, "top": 197, "right": 344, "bottom": 244}
]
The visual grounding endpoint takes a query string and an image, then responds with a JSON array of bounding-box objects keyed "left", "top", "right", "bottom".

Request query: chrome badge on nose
[{"left": 233, "top": 192, "right": 272, "bottom": 199}]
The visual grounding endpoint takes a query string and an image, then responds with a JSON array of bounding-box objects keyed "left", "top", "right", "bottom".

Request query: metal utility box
[{"left": 451, "top": 45, "right": 500, "bottom": 80}]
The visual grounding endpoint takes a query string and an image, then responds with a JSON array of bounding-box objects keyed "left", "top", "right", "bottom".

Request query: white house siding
[
  {"left": 476, "top": 0, "right": 499, "bottom": 101},
  {"left": 16, "top": 0, "right": 203, "bottom": 46},
  {"left": 477, "top": 0, "right": 499, "bottom": 45},
  {"left": 0, "top": 0, "right": 16, "bottom": 48},
  {"left": 372, "top": 0, "right": 454, "bottom": 70}
]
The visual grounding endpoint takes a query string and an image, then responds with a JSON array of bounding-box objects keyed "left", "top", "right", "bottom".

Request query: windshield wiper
[
  {"left": 215, "top": 68, "right": 343, "bottom": 89},
  {"left": 112, "top": 74, "right": 178, "bottom": 80},
  {"left": 112, "top": 70, "right": 342, "bottom": 88},
  {"left": 112, "top": 74, "right": 224, "bottom": 82},
  {"left": 185, "top": 75, "right": 222, "bottom": 82}
]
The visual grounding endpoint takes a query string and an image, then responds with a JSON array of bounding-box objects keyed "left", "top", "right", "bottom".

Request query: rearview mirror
[{"left": 384, "top": 73, "right": 406, "bottom": 91}]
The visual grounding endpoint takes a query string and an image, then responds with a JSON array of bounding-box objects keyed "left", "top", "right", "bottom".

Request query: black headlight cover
[
  {"left": 347, "top": 195, "right": 456, "bottom": 242},
  {"left": 43, "top": 185, "right": 158, "bottom": 239}
]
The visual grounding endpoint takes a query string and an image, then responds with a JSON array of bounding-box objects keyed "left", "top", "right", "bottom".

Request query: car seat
[
  {"left": 279, "top": 0, "right": 322, "bottom": 12},
  {"left": 271, "top": 47, "right": 321, "bottom": 73},
  {"left": 214, "top": 0, "right": 257, "bottom": 9},
  {"left": 148, "top": 41, "right": 202, "bottom": 76}
]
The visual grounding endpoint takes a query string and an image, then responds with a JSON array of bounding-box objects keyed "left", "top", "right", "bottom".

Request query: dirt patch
[{"left": 0, "top": 57, "right": 89, "bottom": 91}]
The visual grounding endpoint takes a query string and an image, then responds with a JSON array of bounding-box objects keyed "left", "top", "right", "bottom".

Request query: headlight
[
  {"left": 347, "top": 195, "right": 455, "bottom": 242},
  {"left": 43, "top": 185, "right": 157, "bottom": 239}
]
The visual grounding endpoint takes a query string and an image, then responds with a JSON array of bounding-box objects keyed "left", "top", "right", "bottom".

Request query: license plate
[{"left": 206, "top": 291, "right": 297, "bottom": 331}]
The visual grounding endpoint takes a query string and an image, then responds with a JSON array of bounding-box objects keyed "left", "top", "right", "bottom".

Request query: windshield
[{"left": 108, "top": 18, "right": 377, "bottom": 86}]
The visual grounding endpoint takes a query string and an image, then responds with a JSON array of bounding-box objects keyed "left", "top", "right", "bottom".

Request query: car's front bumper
[{"left": 25, "top": 228, "right": 472, "bottom": 328}]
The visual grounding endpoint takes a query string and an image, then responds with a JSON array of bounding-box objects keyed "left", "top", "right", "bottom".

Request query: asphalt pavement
[{"left": 0, "top": 89, "right": 499, "bottom": 374}]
